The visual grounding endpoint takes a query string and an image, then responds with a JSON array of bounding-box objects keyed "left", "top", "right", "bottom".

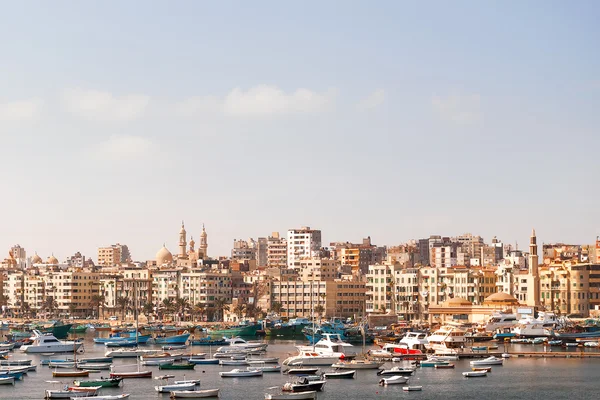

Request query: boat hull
[
  {"left": 209, "top": 324, "right": 261, "bottom": 337},
  {"left": 154, "top": 333, "right": 191, "bottom": 345}
]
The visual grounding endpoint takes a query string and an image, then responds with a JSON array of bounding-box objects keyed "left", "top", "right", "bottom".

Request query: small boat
[
  {"left": 189, "top": 358, "right": 219, "bottom": 365},
  {"left": 170, "top": 389, "right": 220, "bottom": 398},
  {"left": 67, "top": 386, "right": 102, "bottom": 393},
  {"left": 79, "top": 357, "right": 113, "bottom": 363},
  {"left": 44, "top": 382, "right": 100, "bottom": 399},
  {"left": 564, "top": 342, "right": 580, "bottom": 348},
  {"left": 105, "top": 349, "right": 159, "bottom": 358},
  {"left": 155, "top": 382, "right": 197, "bottom": 393},
  {"left": 52, "top": 370, "right": 90, "bottom": 377},
  {"left": 429, "top": 354, "right": 459, "bottom": 361},
  {"left": 71, "top": 395, "right": 130, "bottom": 400},
  {"left": 471, "top": 346, "right": 487, "bottom": 351},
  {"left": 105, "top": 340, "right": 138, "bottom": 348},
  {"left": 463, "top": 371, "right": 488, "bottom": 377},
  {"left": 322, "top": 369, "right": 355, "bottom": 379},
  {"left": 472, "top": 367, "right": 492, "bottom": 372},
  {"left": 142, "top": 359, "right": 174, "bottom": 366},
  {"left": 420, "top": 360, "right": 449, "bottom": 368},
  {"left": 190, "top": 338, "right": 227, "bottom": 346},
  {"left": 74, "top": 378, "right": 123, "bottom": 387},
  {"left": 0, "top": 371, "right": 24, "bottom": 380},
  {"left": 379, "top": 375, "right": 408, "bottom": 386},
  {"left": 159, "top": 362, "right": 195, "bottom": 370},
  {"left": 265, "top": 391, "right": 317, "bottom": 400},
  {"left": 0, "top": 359, "right": 32, "bottom": 366},
  {"left": 285, "top": 367, "right": 319, "bottom": 375},
  {"left": 162, "top": 345, "right": 188, "bottom": 350},
  {"left": 219, "top": 368, "right": 263, "bottom": 377},
  {"left": 330, "top": 359, "right": 384, "bottom": 369},
  {"left": 377, "top": 366, "right": 415, "bottom": 376},
  {"left": 247, "top": 357, "right": 279, "bottom": 364},
  {"left": 501, "top": 353, "right": 511, "bottom": 358},
  {"left": 548, "top": 340, "right": 563, "bottom": 346},
  {"left": 402, "top": 386, "right": 422, "bottom": 391},
  {"left": 282, "top": 375, "right": 326, "bottom": 392},
  {"left": 109, "top": 370, "right": 152, "bottom": 378},
  {"left": 219, "top": 359, "right": 248, "bottom": 366},
  {"left": 470, "top": 356, "right": 503, "bottom": 366},
  {"left": 78, "top": 363, "right": 113, "bottom": 370},
  {"left": 0, "top": 376, "right": 15, "bottom": 385},
  {"left": 154, "top": 333, "right": 191, "bottom": 345},
  {"left": 174, "top": 379, "right": 201, "bottom": 385},
  {"left": 434, "top": 363, "right": 455, "bottom": 369}
]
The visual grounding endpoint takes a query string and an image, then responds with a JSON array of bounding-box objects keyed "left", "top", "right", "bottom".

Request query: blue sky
[{"left": 1, "top": 1, "right": 598, "bottom": 261}]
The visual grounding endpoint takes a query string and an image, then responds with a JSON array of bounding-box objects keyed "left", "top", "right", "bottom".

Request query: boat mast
[{"left": 134, "top": 277, "right": 138, "bottom": 347}]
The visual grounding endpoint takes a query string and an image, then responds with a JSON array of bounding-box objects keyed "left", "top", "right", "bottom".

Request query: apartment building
[
  {"left": 97, "top": 244, "right": 123, "bottom": 267},
  {"left": 267, "top": 232, "right": 287, "bottom": 269},
  {"left": 287, "top": 227, "right": 322, "bottom": 269}
]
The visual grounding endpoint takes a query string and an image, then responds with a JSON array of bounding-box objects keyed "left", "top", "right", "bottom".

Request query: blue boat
[
  {"left": 493, "top": 332, "right": 516, "bottom": 339},
  {"left": 94, "top": 334, "right": 151, "bottom": 345},
  {"left": 105, "top": 339, "right": 139, "bottom": 347},
  {"left": 0, "top": 371, "right": 24, "bottom": 380},
  {"left": 154, "top": 333, "right": 191, "bottom": 345},
  {"left": 190, "top": 337, "right": 227, "bottom": 346}
]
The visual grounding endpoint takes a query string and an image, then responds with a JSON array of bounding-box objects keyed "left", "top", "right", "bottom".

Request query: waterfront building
[
  {"left": 231, "top": 239, "right": 257, "bottom": 261},
  {"left": 97, "top": 244, "right": 123, "bottom": 267},
  {"left": 427, "top": 292, "right": 527, "bottom": 325},
  {"left": 287, "top": 226, "right": 322, "bottom": 269},
  {"left": 267, "top": 232, "right": 287, "bottom": 269},
  {"left": 256, "top": 237, "right": 268, "bottom": 267},
  {"left": 181, "top": 266, "right": 232, "bottom": 320}
]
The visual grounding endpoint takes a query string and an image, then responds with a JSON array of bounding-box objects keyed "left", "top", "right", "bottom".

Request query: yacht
[
  {"left": 425, "top": 324, "right": 466, "bottom": 354},
  {"left": 512, "top": 312, "right": 558, "bottom": 338},
  {"left": 282, "top": 333, "right": 356, "bottom": 366},
  {"left": 484, "top": 312, "right": 518, "bottom": 332},
  {"left": 399, "top": 331, "right": 429, "bottom": 352},
  {"left": 20, "top": 330, "right": 83, "bottom": 354}
]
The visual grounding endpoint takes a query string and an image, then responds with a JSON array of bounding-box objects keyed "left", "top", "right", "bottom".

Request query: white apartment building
[{"left": 287, "top": 227, "right": 322, "bottom": 269}]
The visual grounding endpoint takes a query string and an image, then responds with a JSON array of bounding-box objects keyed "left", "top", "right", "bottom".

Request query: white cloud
[
  {"left": 94, "top": 135, "right": 157, "bottom": 160},
  {"left": 172, "top": 95, "right": 221, "bottom": 117},
  {"left": 223, "top": 85, "right": 336, "bottom": 117},
  {"left": 62, "top": 88, "right": 149, "bottom": 121},
  {"left": 357, "top": 89, "right": 385, "bottom": 111},
  {"left": 431, "top": 94, "right": 482, "bottom": 124},
  {"left": 0, "top": 98, "right": 43, "bottom": 121}
]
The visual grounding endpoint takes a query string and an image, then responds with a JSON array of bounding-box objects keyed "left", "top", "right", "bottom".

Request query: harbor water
[{"left": 4, "top": 333, "right": 600, "bottom": 400}]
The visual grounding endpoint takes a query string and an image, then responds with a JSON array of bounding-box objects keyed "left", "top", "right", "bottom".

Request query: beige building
[
  {"left": 98, "top": 245, "right": 123, "bottom": 267},
  {"left": 427, "top": 292, "right": 527, "bottom": 325},
  {"left": 180, "top": 267, "right": 232, "bottom": 319},
  {"left": 267, "top": 232, "right": 287, "bottom": 269},
  {"left": 45, "top": 269, "right": 100, "bottom": 317}
]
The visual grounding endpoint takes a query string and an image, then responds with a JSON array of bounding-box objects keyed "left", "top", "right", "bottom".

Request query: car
[{"left": 108, "top": 316, "right": 118, "bottom": 321}]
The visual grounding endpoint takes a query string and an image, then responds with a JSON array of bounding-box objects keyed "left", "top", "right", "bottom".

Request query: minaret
[
  {"left": 199, "top": 224, "right": 208, "bottom": 259},
  {"left": 189, "top": 236, "right": 195, "bottom": 253},
  {"left": 527, "top": 228, "right": 540, "bottom": 307},
  {"left": 529, "top": 228, "right": 538, "bottom": 275},
  {"left": 179, "top": 221, "right": 187, "bottom": 259}
]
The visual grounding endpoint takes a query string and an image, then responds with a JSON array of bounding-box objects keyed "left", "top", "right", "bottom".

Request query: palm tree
[
  {"left": 116, "top": 296, "right": 130, "bottom": 320},
  {"left": 314, "top": 304, "right": 325, "bottom": 319},
  {"left": 270, "top": 301, "right": 283, "bottom": 315},
  {"left": 213, "top": 298, "right": 230, "bottom": 322},
  {"left": 175, "top": 298, "right": 190, "bottom": 321},
  {"left": 142, "top": 302, "right": 154, "bottom": 318},
  {"left": 233, "top": 303, "right": 245, "bottom": 320},
  {"left": 68, "top": 303, "right": 77, "bottom": 318},
  {"left": 90, "top": 294, "right": 105, "bottom": 319},
  {"left": 42, "top": 296, "right": 58, "bottom": 318},
  {"left": 193, "top": 303, "right": 206, "bottom": 322}
]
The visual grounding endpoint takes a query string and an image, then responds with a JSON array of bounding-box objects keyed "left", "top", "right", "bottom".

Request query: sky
[{"left": 1, "top": 1, "right": 599, "bottom": 262}]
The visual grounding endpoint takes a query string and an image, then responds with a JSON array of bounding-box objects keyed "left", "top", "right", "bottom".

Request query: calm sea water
[{"left": 4, "top": 332, "right": 600, "bottom": 400}]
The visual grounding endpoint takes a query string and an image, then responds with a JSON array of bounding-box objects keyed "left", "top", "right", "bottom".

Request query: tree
[
  {"left": 68, "top": 303, "right": 77, "bottom": 317},
  {"left": 142, "top": 302, "right": 154, "bottom": 317},
  {"left": 175, "top": 297, "right": 190, "bottom": 321},
  {"left": 42, "top": 296, "right": 58, "bottom": 318},
  {"left": 90, "top": 294, "right": 105, "bottom": 319},
  {"left": 314, "top": 304, "right": 325, "bottom": 318},
  {"left": 233, "top": 303, "right": 246, "bottom": 320},
  {"left": 116, "top": 296, "right": 130, "bottom": 320},
  {"left": 213, "top": 298, "right": 230, "bottom": 322},
  {"left": 270, "top": 302, "right": 283, "bottom": 315},
  {"left": 193, "top": 303, "right": 206, "bottom": 322}
]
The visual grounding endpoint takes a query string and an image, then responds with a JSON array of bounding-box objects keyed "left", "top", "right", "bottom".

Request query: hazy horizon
[{"left": 1, "top": 1, "right": 598, "bottom": 261}]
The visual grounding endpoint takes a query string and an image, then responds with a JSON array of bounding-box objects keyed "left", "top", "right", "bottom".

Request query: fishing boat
[
  {"left": 44, "top": 381, "right": 100, "bottom": 399},
  {"left": 219, "top": 359, "right": 248, "bottom": 366},
  {"left": 282, "top": 375, "right": 326, "bottom": 392},
  {"left": 155, "top": 376, "right": 197, "bottom": 393},
  {"left": 264, "top": 391, "right": 317, "bottom": 400},
  {"left": 265, "top": 318, "right": 311, "bottom": 339},
  {"left": 105, "top": 340, "right": 139, "bottom": 348},
  {"left": 105, "top": 349, "right": 159, "bottom": 358},
  {"left": 189, "top": 357, "right": 219, "bottom": 365},
  {"left": 0, "top": 370, "right": 24, "bottom": 380},
  {"left": 94, "top": 335, "right": 151, "bottom": 345},
  {"left": 52, "top": 369, "right": 90, "bottom": 377},
  {"left": 472, "top": 367, "right": 492, "bottom": 372},
  {"left": 110, "top": 370, "right": 152, "bottom": 378},
  {"left": 0, "top": 359, "right": 32, "bottom": 366},
  {"left": 77, "top": 363, "right": 112, "bottom": 370},
  {"left": 0, "top": 376, "right": 15, "bottom": 385},
  {"left": 159, "top": 362, "right": 195, "bottom": 370},
  {"left": 79, "top": 357, "right": 113, "bottom": 363},
  {"left": 174, "top": 379, "right": 201, "bottom": 385},
  {"left": 141, "top": 359, "right": 174, "bottom": 366},
  {"left": 219, "top": 367, "right": 263, "bottom": 377},
  {"left": 322, "top": 369, "right": 355, "bottom": 379},
  {"left": 463, "top": 371, "right": 488, "bottom": 377},
  {"left": 69, "top": 325, "right": 88, "bottom": 334},
  {"left": 41, "top": 322, "right": 74, "bottom": 339},
  {"left": 209, "top": 322, "right": 262, "bottom": 337},
  {"left": 0, "top": 343, "right": 15, "bottom": 351},
  {"left": 376, "top": 366, "right": 415, "bottom": 376},
  {"left": 154, "top": 333, "right": 191, "bottom": 345},
  {"left": 420, "top": 360, "right": 449, "bottom": 368},
  {"left": 72, "top": 395, "right": 130, "bottom": 400},
  {"left": 284, "top": 367, "right": 320, "bottom": 375},
  {"left": 469, "top": 356, "right": 503, "bottom": 366},
  {"left": 162, "top": 345, "right": 188, "bottom": 351},
  {"left": 74, "top": 378, "right": 123, "bottom": 387},
  {"left": 20, "top": 330, "right": 83, "bottom": 354},
  {"left": 434, "top": 363, "right": 455, "bottom": 369},
  {"left": 402, "top": 386, "right": 422, "bottom": 391},
  {"left": 331, "top": 359, "right": 384, "bottom": 369},
  {"left": 190, "top": 337, "right": 227, "bottom": 346},
  {"left": 170, "top": 389, "right": 220, "bottom": 398},
  {"left": 378, "top": 375, "right": 408, "bottom": 386}
]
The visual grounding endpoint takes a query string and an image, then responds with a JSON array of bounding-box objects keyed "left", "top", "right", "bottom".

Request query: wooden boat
[
  {"left": 154, "top": 333, "right": 191, "bottom": 345},
  {"left": 285, "top": 367, "right": 319, "bottom": 375},
  {"left": 74, "top": 378, "right": 123, "bottom": 387},
  {"left": 110, "top": 370, "right": 152, "bottom": 378},
  {"left": 72, "top": 395, "right": 130, "bottom": 400},
  {"left": 162, "top": 345, "right": 188, "bottom": 350},
  {"left": 330, "top": 359, "right": 384, "bottom": 369},
  {"left": 0, "top": 370, "right": 24, "bottom": 380},
  {"left": 190, "top": 338, "right": 227, "bottom": 346},
  {"left": 254, "top": 364, "right": 282, "bottom": 373},
  {"left": 155, "top": 382, "right": 196, "bottom": 393},
  {"left": 52, "top": 369, "right": 90, "bottom": 377},
  {"left": 142, "top": 359, "right": 175, "bottom": 366},
  {"left": 420, "top": 360, "right": 449, "bottom": 367},
  {"left": 434, "top": 363, "right": 455, "bottom": 369},
  {"left": 79, "top": 357, "right": 113, "bottom": 363},
  {"left": 170, "top": 389, "right": 220, "bottom": 398},
  {"left": 265, "top": 391, "right": 317, "bottom": 400},
  {"left": 463, "top": 371, "right": 488, "bottom": 377},
  {"left": 0, "top": 359, "right": 32, "bottom": 366},
  {"left": 471, "top": 346, "right": 487, "bottom": 351},
  {"left": 377, "top": 366, "right": 415, "bottom": 376},
  {"left": 189, "top": 358, "right": 219, "bottom": 365},
  {"left": 159, "top": 363, "right": 195, "bottom": 370},
  {"left": 67, "top": 386, "right": 102, "bottom": 393},
  {"left": 219, "top": 368, "right": 263, "bottom": 377},
  {"left": 472, "top": 367, "right": 492, "bottom": 372},
  {"left": 174, "top": 379, "right": 201, "bottom": 385},
  {"left": 219, "top": 359, "right": 248, "bottom": 366},
  {"left": 402, "top": 386, "right": 422, "bottom": 391},
  {"left": 379, "top": 375, "right": 408, "bottom": 386},
  {"left": 77, "top": 363, "right": 112, "bottom": 370},
  {"left": 322, "top": 369, "right": 355, "bottom": 379},
  {"left": 0, "top": 376, "right": 15, "bottom": 385},
  {"left": 469, "top": 356, "right": 503, "bottom": 366},
  {"left": 282, "top": 376, "right": 326, "bottom": 392},
  {"left": 44, "top": 382, "right": 100, "bottom": 399}
]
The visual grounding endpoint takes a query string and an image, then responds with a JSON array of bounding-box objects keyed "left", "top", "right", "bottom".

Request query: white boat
[
  {"left": 0, "top": 376, "right": 15, "bottom": 385},
  {"left": 45, "top": 386, "right": 100, "bottom": 399},
  {"left": 484, "top": 312, "right": 518, "bottom": 332},
  {"left": 399, "top": 331, "right": 429, "bottom": 352},
  {"left": 0, "top": 343, "right": 15, "bottom": 350},
  {"left": 219, "top": 359, "right": 248, "bottom": 366},
  {"left": 77, "top": 363, "right": 112, "bottom": 370},
  {"left": 247, "top": 357, "right": 279, "bottom": 364},
  {"left": 169, "top": 389, "right": 220, "bottom": 398},
  {"left": 330, "top": 359, "right": 384, "bottom": 369},
  {"left": 463, "top": 371, "right": 488, "bottom": 377},
  {"left": 223, "top": 337, "right": 268, "bottom": 351},
  {"left": 105, "top": 349, "right": 159, "bottom": 358},
  {"left": 469, "top": 356, "right": 503, "bottom": 366},
  {"left": 379, "top": 375, "right": 408, "bottom": 386},
  {"left": 20, "top": 330, "right": 83, "bottom": 354},
  {"left": 141, "top": 359, "right": 174, "bottom": 366},
  {"left": 428, "top": 354, "right": 459, "bottom": 361},
  {"left": 265, "top": 391, "right": 317, "bottom": 400},
  {"left": 155, "top": 382, "right": 197, "bottom": 393},
  {"left": 173, "top": 379, "right": 201, "bottom": 385},
  {"left": 283, "top": 333, "right": 355, "bottom": 366},
  {"left": 254, "top": 364, "right": 281, "bottom": 373},
  {"left": 402, "top": 386, "right": 422, "bottom": 391},
  {"left": 376, "top": 366, "right": 415, "bottom": 376},
  {"left": 511, "top": 312, "right": 558, "bottom": 338},
  {"left": 219, "top": 368, "right": 263, "bottom": 377},
  {"left": 425, "top": 323, "right": 466, "bottom": 354},
  {"left": 71, "top": 395, "right": 130, "bottom": 400}
]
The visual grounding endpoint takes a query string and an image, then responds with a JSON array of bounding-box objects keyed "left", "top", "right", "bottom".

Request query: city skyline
[{"left": 1, "top": 2, "right": 599, "bottom": 259}]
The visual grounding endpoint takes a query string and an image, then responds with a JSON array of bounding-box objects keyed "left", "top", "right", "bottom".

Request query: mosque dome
[
  {"left": 484, "top": 292, "right": 519, "bottom": 305},
  {"left": 442, "top": 297, "right": 472, "bottom": 307},
  {"left": 156, "top": 246, "right": 173, "bottom": 265},
  {"left": 31, "top": 253, "right": 43, "bottom": 264},
  {"left": 47, "top": 255, "right": 59, "bottom": 264}
]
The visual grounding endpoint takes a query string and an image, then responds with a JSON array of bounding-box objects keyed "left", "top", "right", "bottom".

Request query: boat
[
  {"left": 219, "top": 367, "right": 263, "bottom": 377},
  {"left": 70, "top": 396, "right": 130, "bottom": 400},
  {"left": 0, "top": 359, "right": 32, "bottom": 366},
  {"left": 265, "top": 318, "right": 311, "bottom": 339},
  {"left": 189, "top": 358, "right": 219, "bottom": 365},
  {"left": 283, "top": 333, "right": 356, "bottom": 366},
  {"left": 322, "top": 369, "right": 355, "bottom": 379},
  {"left": 548, "top": 340, "right": 563, "bottom": 346},
  {"left": 512, "top": 312, "right": 558, "bottom": 338},
  {"left": 45, "top": 386, "right": 100, "bottom": 399},
  {"left": 402, "top": 386, "right": 422, "bottom": 391},
  {"left": 41, "top": 322, "right": 74, "bottom": 339},
  {"left": 264, "top": 391, "right": 317, "bottom": 400},
  {"left": 155, "top": 382, "right": 197, "bottom": 393},
  {"left": 162, "top": 345, "right": 188, "bottom": 350},
  {"left": 378, "top": 375, "right": 408, "bottom": 385},
  {"left": 420, "top": 360, "right": 449, "bottom": 367},
  {"left": 221, "top": 336, "right": 268, "bottom": 351},
  {"left": 20, "top": 330, "right": 83, "bottom": 354},
  {"left": 190, "top": 337, "right": 227, "bottom": 346},
  {"left": 0, "top": 343, "right": 15, "bottom": 351},
  {"left": 472, "top": 367, "right": 492, "bottom": 372},
  {"left": 463, "top": 371, "right": 488, "bottom": 377},
  {"left": 52, "top": 369, "right": 90, "bottom": 377},
  {"left": 78, "top": 363, "right": 113, "bottom": 370},
  {"left": 0, "top": 371, "right": 24, "bottom": 380},
  {"left": 155, "top": 333, "right": 191, "bottom": 345},
  {"left": 69, "top": 325, "right": 89, "bottom": 334},
  {"left": 484, "top": 312, "right": 518, "bottom": 332},
  {"left": 471, "top": 346, "right": 488, "bottom": 351},
  {"left": 434, "top": 363, "right": 455, "bottom": 369},
  {"left": 209, "top": 323, "right": 262, "bottom": 337},
  {"left": 469, "top": 356, "right": 503, "bottom": 366},
  {"left": 331, "top": 359, "right": 384, "bottom": 369},
  {"left": 428, "top": 354, "right": 458, "bottom": 361},
  {"left": 174, "top": 379, "right": 201, "bottom": 385},
  {"left": 142, "top": 359, "right": 174, "bottom": 366},
  {"left": 74, "top": 378, "right": 123, "bottom": 387},
  {"left": 284, "top": 367, "right": 320, "bottom": 375},
  {"left": 0, "top": 376, "right": 15, "bottom": 385},
  {"left": 105, "top": 349, "right": 159, "bottom": 358},
  {"left": 219, "top": 359, "right": 248, "bottom": 366},
  {"left": 376, "top": 366, "right": 415, "bottom": 376},
  {"left": 282, "top": 375, "right": 326, "bottom": 392},
  {"left": 159, "top": 362, "right": 195, "bottom": 370},
  {"left": 94, "top": 335, "right": 151, "bottom": 345},
  {"left": 247, "top": 356, "right": 279, "bottom": 364},
  {"left": 425, "top": 323, "right": 466, "bottom": 354},
  {"left": 170, "top": 389, "right": 220, "bottom": 398},
  {"left": 79, "top": 357, "right": 113, "bottom": 363}
]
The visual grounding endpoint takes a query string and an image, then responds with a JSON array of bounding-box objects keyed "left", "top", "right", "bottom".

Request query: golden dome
[
  {"left": 31, "top": 253, "right": 42, "bottom": 264},
  {"left": 47, "top": 255, "right": 59, "bottom": 264},
  {"left": 442, "top": 297, "right": 472, "bottom": 307},
  {"left": 484, "top": 292, "right": 519, "bottom": 304},
  {"left": 156, "top": 245, "right": 173, "bottom": 265}
]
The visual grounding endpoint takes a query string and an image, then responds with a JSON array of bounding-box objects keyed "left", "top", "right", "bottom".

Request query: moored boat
[
  {"left": 20, "top": 330, "right": 82, "bottom": 354},
  {"left": 434, "top": 363, "right": 455, "bottom": 369},
  {"left": 52, "top": 370, "right": 90, "bottom": 377},
  {"left": 376, "top": 366, "right": 415, "bottom": 376},
  {"left": 219, "top": 367, "right": 263, "bottom": 377},
  {"left": 159, "top": 362, "right": 195, "bottom": 370},
  {"left": 322, "top": 369, "right": 355, "bottom": 379},
  {"left": 170, "top": 389, "right": 220, "bottom": 398},
  {"left": 378, "top": 375, "right": 408, "bottom": 386},
  {"left": 402, "top": 386, "right": 422, "bottom": 391},
  {"left": 282, "top": 376, "right": 326, "bottom": 392},
  {"left": 109, "top": 370, "right": 152, "bottom": 378},
  {"left": 209, "top": 323, "right": 262, "bottom": 337},
  {"left": 469, "top": 356, "right": 503, "bottom": 366},
  {"left": 330, "top": 359, "right": 384, "bottom": 369},
  {"left": 74, "top": 378, "right": 123, "bottom": 387},
  {"left": 70, "top": 395, "right": 130, "bottom": 400},
  {"left": 264, "top": 391, "right": 317, "bottom": 400},
  {"left": 154, "top": 333, "right": 191, "bottom": 345},
  {"left": 463, "top": 371, "right": 488, "bottom": 377}
]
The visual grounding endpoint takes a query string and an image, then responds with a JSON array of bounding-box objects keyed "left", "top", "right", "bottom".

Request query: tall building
[
  {"left": 256, "top": 237, "right": 268, "bottom": 267},
  {"left": 231, "top": 239, "right": 257, "bottom": 261},
  {"left": 9, "top": 245, "right": 26, "bottom": 269},
  {"left": 97, "top": 244, "right": 124, "bottom": 267},
  {"left": 267, "top": 232, "right": 287, "bottom": 269},
  {"left": 198, "top": 225, "right": 208, "bottom": 259},
  {"left": 287, "top": 227, "right": 322, "bottom": 269},
  {"left": 525, "top": 228, "right": 540, "bottom": 307},
  {"left": 178, "top": 222, "right": 187, "bottom": 259}
]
